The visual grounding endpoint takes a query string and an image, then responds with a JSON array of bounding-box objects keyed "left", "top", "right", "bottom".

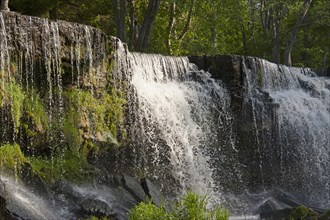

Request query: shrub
[
  {"left": 129, "top": 192, "right": 229, "bottom": 220},
  {"left": 129, "top": 201, "right": 168, "bottom": 220}
]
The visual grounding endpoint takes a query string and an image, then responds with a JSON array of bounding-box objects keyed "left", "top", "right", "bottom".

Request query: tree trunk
[
  {"left": 272, "top": 2, "right": 284, "bottom": 64},
  {"left": 211, "top": 26, "right": 217, "bottom": 53},
  {"left": 135, "top": 0, "right": 161, "bottom": 51},
  {"left": 241, "top": 21, "right": 248, "bottom": 56},
  {"left": 1, "top": 0, "right": 9, "bottom": 11},
  {"left": 113, "top": 0, "right": 127, "bottom": 42},
  {"left": 284, "top": 0, "right": 312, "bottom": 66},
  {"left": 260, "top": 0, "right": 270, "bottom": 42},
  {"left": 178, "top": 0, "right": 196, "bottom": 41},
  {"left": 166, "top": 2, "right": 176, "bottom": 54},
  {"left": 128, "top": 0, "right": 136, "bottom": 49}
]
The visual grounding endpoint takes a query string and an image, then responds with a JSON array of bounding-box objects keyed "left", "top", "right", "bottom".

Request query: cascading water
[
  {"left": 124, "top": 52, "right": 330, "bottom": 214},
  {"left": 240, "top": 58, "right": 330, "bottom": 210},
  {"left": 126, "top": 51, "right": 237, "bottom": 202}
]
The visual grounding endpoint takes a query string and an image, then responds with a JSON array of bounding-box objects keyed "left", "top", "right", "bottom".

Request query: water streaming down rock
[
  {"left": 0, "top": 12, "right": 111, "bottom": 177},
  {"left": 125, "top": 51, "right": 238, "bottom": 201},
  {"left": 243, "top": 59, "right": 330, "bottom": 207},
  {"left": 211, "top": 57, "right": 330, "bottom": 212}
]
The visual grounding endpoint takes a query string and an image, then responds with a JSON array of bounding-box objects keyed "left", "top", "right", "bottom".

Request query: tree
[
  {"left": 113, "top": 0, "right": 127, "bottom": 42},
  {"left": 284, "top": 0, "right": 313, "bottom": 66},
  {"left": 1, "top": 0, "right": 9, "bottom": 11},
  {"left": 135, "top": 0, "right": 161, "bottom": 51}
]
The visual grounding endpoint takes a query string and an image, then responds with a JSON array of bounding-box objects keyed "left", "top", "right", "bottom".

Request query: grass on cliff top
[{"left": 129, "top": 192, "right": 229, "bottom": 220}]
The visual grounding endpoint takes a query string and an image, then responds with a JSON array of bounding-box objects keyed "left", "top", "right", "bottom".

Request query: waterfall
[
  {"left": 126, "top": 51, "right": 239, "bottom": 203},
  {"left": 242, "top": 58, "right": 330, "bottom": 209},
  {"left": 1, "top": 12, "right": 330, "bottom": 219},
  {"left": 125, "top": 53, "right": 330, "bottom": 212}
]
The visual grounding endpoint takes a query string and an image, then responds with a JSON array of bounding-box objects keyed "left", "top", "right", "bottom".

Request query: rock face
[
  {"left": 313, "top": 66, "right": 330, "bottom": 77},
  {"left": 0, "top": 11, "right": 134, "bottom": 220},
  {"left": 189, "top": 55, "right": 244, "bottom": 118},
  {"left": 0, "top": 173, "right": 161, "bottom": 220},
  {"left": 0, "top": 11, "right": 125, "bottom": 149},
  {"left": 189, "top": 54, "right": 330, "bottom": 206}
]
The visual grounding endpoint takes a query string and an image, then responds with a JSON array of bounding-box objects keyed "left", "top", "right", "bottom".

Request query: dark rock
[
  {"left": 141, "top": 178, "right": 164, "bottom": 206},
  {"left": 320, "top": 210, "right": 330, "bottom": 220},
  {"left": 19, "top": 163, "right": 51, "bottom": 197},
  {"left": 260, "top": 206, "right": 322, "bottom": 220},
  {"left": 80, "top": 198, "right": 116, "bottom": 218},
  {"left": 121, "top": 174, "right": 147, "bottom": 202},
  {"left": 49, "top": 174, "right": 165, "bottom": 220},
  {"left": 313, "top": 67, "right": 330, "bottom": 77},
  {"left": 189, "top": 55, "right": 244, "bottom": 113},
  {"left": 260, "top": 208, "right": 292, "bottom": 220}
]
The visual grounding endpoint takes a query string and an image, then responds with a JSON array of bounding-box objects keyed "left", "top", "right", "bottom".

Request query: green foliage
[
  {"left": 9, "top": 0, "right": 329, "bottom": 67},
  {"left": 0, "top": 143, "right": 28, "bottom": 171},
  {"left": 173, "top": 192, "right": 229, "bottom": 220},
  {"left": 289, "top": 206, "right": 319, "bottom": 220},
  {"left": 129, "top": 192, "right": 229, "bottom": 220},
  {"left": 129, "top": 200, "right": 168, "bottom": 220}
]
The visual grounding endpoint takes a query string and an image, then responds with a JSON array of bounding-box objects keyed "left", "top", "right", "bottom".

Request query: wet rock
[
  {"left": 260, "top": 206, "right": 323, "bottom": 220},
  {"left": 141, "top": 178, "right": 164, "bottom": 206},
  {"left": 121, "top": 174, "right": 147, "bottom": 202},
  {"left": 80, "top": 198, "right": 116, "bottom": 218},
  {"left": 313, "top": 67, "right": 330, "bottom": 77},
  {"left": 189, "top": 55, "right": 244, "bottom": 113}
]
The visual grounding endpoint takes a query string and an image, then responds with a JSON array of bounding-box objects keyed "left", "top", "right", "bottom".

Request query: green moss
[
  {"left": 319, "top": 210, "right": 330, "bottom": 220},
  {"left": 0, "top": 143, "right": 28, "bottom": 171},
  {"left": 29, "top": 148, "right": 93, "bottom": 183},
  {"left": 63, "top": 90, "right": 81, "bottom": 148},
  {"left": 64, "top": 87, "right": 126, "bottom": 148},
  {"left": 289, "top": 206, "right": 319, "bottom": 220},
  {"left": 0, "top": 81, "right": 25, "bottom": 133},
  {"left": 12, "top": 83, "right": 25, "bottom": 133},
  {"left": 23, "top": 92, "right": 48, "bottom": 134}
]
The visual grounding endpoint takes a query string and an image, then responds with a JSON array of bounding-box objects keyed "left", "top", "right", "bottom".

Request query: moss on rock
[
  {"left": 29, "top": 148, "right": 94, "bottom": 183},
  {"left": 0, "top": 143, "right": 28, "bottom": 173}
]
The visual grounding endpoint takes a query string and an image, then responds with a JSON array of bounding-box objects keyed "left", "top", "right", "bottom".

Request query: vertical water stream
[{"left": 127, "top": 51, "right": 235, "bottom": 202}]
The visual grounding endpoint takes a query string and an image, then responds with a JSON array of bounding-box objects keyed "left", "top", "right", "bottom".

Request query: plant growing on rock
[{"left": 129, "top": 192, "right": 229, "bottom": 220}]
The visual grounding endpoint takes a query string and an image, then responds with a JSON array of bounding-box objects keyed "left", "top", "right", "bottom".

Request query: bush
[
  {"left": 129, "top": 201, "right": 168, "bottom": 220},
  {"left": 129, "top": 192, "right": 229, "bottom": 220}
]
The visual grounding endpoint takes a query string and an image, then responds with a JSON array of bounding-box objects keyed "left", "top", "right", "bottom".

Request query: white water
[
  {"left": 0, "top": 175, "right": 63, "bottom": 219},
  {"left": 128, "top": 52, "right": 231, "bottom": 200},
  {"left": 244, "top": 59, "right": 330, "bottom": 208},
  {"left": 128, "top": 54, "right": 330, "bottom": 212}
]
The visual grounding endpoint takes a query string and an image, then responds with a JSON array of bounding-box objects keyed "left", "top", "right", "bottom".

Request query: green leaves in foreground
[{"left": 129, "top": 192, "right": 229, "bottom": 220}]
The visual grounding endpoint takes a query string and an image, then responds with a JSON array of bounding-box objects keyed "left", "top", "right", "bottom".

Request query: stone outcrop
[
  {"left": 0, "top": 172, "right": 163, "bottom": 220},
  {"left": 189, "top": 55, "right": 244, "bottom": 113}
]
